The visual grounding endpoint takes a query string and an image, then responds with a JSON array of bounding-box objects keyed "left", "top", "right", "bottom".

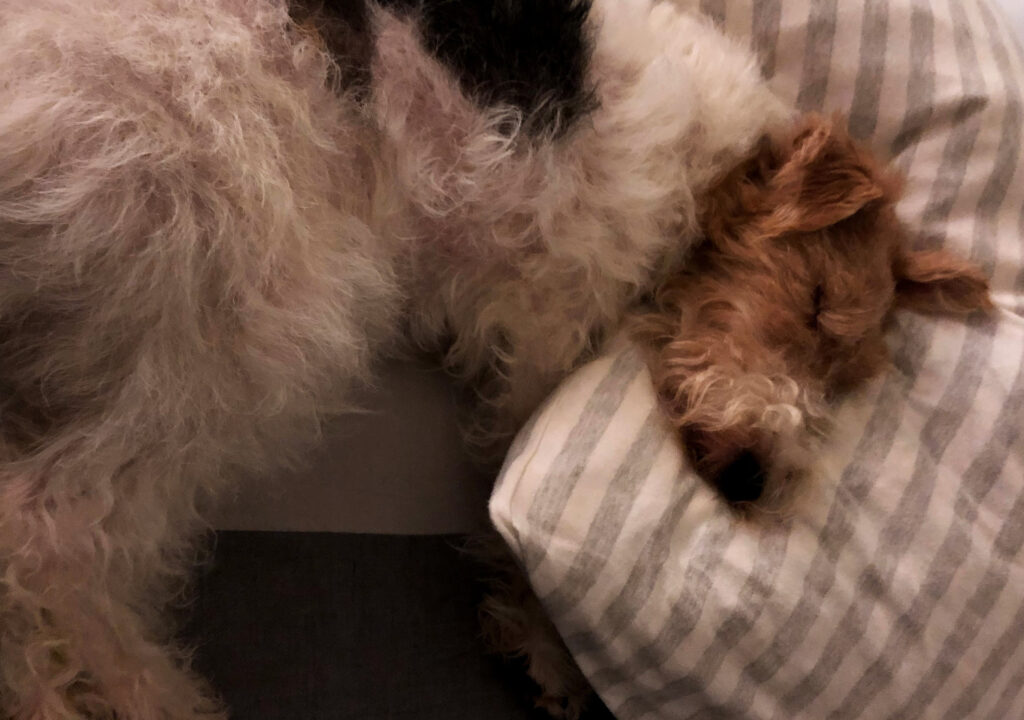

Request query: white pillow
[{"left": 491, "top": 1, "right": 1024, "bottom": 718}]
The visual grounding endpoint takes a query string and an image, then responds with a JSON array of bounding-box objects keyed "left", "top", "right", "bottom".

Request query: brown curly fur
[{"left": 637, "top": 114, "right": 993, "bottom": 509}]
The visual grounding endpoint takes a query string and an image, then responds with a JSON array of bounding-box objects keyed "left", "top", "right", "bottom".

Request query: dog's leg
[
  {"left": 0, "top": 282, "right": 383, "bottom": 720},
  {"left": 0, "top": 426, "right": 227, "bottom": 719},
  {"left": 473, "top": 532, "right": 593, "bottom": 720},
  {"left": 0, "top": 304, "right": 373, "bottom": 720},
  {"left": 0, "top": 268, "right": 389, "bottom": 720}
]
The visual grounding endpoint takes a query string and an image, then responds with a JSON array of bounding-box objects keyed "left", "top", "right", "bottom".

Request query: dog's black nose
[{"left": 714, "top": 450, "right": 766, "bottom": 504}]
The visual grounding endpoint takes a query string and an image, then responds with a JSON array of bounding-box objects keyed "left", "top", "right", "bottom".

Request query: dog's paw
[
  {"left": 535, "top": 689, "right": 588, "bottom": 720},
  {"left": 521, "top": 631, "right": 592, "bottom": 720}
]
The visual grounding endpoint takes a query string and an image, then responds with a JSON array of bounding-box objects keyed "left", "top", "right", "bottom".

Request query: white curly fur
[
  {"left": 0, "top": 0, "right": 397, "bottom": 715},
  {"left": 372, "top": 0, "right": 787, "bottom": 433},
  {"left": 656, "top": 333, "right": 831, "bottom": 436},
  {"left": 0, "top": 0, "right": 785, "bottom": 716},
  {"left": 656, "top": 341, "right": 826, "bottom": 507}
]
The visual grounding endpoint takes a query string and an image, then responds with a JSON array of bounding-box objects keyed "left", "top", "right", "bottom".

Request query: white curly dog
[{"left": 0, "top": 0, "right": 784, "bottom": 716}]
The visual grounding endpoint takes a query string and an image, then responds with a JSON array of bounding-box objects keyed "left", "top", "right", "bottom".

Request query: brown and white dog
[{"left": 640, "top": 114, "right": 992, "bottom": 509}]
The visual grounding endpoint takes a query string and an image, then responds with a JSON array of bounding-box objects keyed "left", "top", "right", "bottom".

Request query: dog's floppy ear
[
  {"left": 762, "top": 115, "right": 895, "bottom": 234},
  {"left": 894, "top": 248, "right": 994, "bottom": 314}
]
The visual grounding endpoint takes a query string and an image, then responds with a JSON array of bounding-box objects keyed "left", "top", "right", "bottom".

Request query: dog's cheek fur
[
  {"left": 0, "top": 0, "right": 397, "bottom": 714},
  {"left": 639, "top": 277, "right": 826, "bottom": 509}
]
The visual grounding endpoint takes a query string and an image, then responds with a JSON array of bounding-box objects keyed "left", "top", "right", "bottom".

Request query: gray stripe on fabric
[
  {"left": 777, "top": 18, "right": 992, "bottom": 708},
  {"left": 563, "top": 473, "right": 701, "bottom": 658},
  {"left": 699, "top": 0, "right": 726, "bottom": 28},
  {"left": 833, "top": 12, "right": 1023, "bottom": 710},
  {"left": 523, "top": 346, "right": 642, "bottom": 571},
  {"left": 966, "top": 4, "right": 1024, "bottom": 313},
  {"left": 494, "top": 406, "right": 547, "bottom": 551},
  {"left": 583, "top": 514, "right": 735, "bottom": 689},
  {"left": 969, "top": 2, "right": 1023, "bottom": 267},
  {"left": 796, "top": 0, "right": 839, "bottom": 111},
  {"left": 985, "top": 622, "right": 1024, "bottom": 719},
  {"left": 897, "top": 93, "right": 990, "bottom": 173},
  {"left": 500, "top": 398, "right": 546, "bottom": 478},
  {"left": 922, "top": 439, "right": 1024, "bottom": 720},
  {"left": 915, "top": 1, "right": 986, "bottom": 238},
  {"left": 752, "top": 0, "right": 783, "bottom": 79},
  {"left": 779, "top": 320, "right": 997, "bottom": 718},
  {"left": 540, "top": 409, "right": 667, "bottom": 614},
  {"left": 891, "top": 5, "right": 937, "bottom": 161},
  {"left": 615, "top": 524, "right": 792, "bottom": 719},
  {"left": 832, "top": 346, "right": 1024, "bottom": 720},
  {"left": 942, "top": 595, "right": 1024, "bottom": 720},
  {"left": 1006, "top": 4, "right": 1024, "bottom": 68},
  {"left": 849, "top": 0, "right": 890, "bottom": 140},
  {"left": 724, "top": 5, "right": 984, "bottom": 709},
  {"left": 719, "top": 334, "right": 923, "bottom": 715}
]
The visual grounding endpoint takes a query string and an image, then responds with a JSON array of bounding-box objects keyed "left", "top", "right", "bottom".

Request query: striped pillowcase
[{"left": 490, "top": 1, "right": 1024, "bottom": 718}]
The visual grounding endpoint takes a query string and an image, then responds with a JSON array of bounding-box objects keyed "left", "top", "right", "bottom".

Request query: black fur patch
[
  {"left": 379, "top": 0, "right": 595, "bottom": 136},
  {"left": 291, "top": 0, "right": 595, "bottom": 135},
  {"left": 289, "top": 0, "right": 374, "bottom": 90}
]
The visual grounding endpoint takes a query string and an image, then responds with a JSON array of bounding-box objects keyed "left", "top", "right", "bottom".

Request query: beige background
[{"left": 211, "top": 362, "right": 491, "bottom": 535}]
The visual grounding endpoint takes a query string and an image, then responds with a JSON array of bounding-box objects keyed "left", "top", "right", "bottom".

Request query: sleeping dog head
[{"left": 642, "top": 114, "right": 993, "bottom": 510}]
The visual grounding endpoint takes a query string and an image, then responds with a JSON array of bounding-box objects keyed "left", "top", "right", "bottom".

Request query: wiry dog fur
[
  {"left": 372, "top": 0, "right": 788, "bottom": 438},
  {"left": 0, "top": 1, "right": 399, "bottom": 716},
  {"left": 638, "top": 115, "right": 993, "bottom": 509},
  {"left": 0, "top": 0, "right": 787, "bottom": 717}
]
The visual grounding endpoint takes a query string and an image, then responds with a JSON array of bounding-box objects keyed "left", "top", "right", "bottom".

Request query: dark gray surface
[{"left": 185, "top": 532, "right": 616, "bottom": 720}]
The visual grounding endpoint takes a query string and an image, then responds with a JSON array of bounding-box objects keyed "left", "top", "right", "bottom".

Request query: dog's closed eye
[{"left": 809, "top": 283, "right": 824, "bottom": 329}]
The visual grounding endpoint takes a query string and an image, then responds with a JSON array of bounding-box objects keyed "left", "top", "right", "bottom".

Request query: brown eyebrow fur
[{"left": 637, "top": 113, "right": 993, "bottom": 511}]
